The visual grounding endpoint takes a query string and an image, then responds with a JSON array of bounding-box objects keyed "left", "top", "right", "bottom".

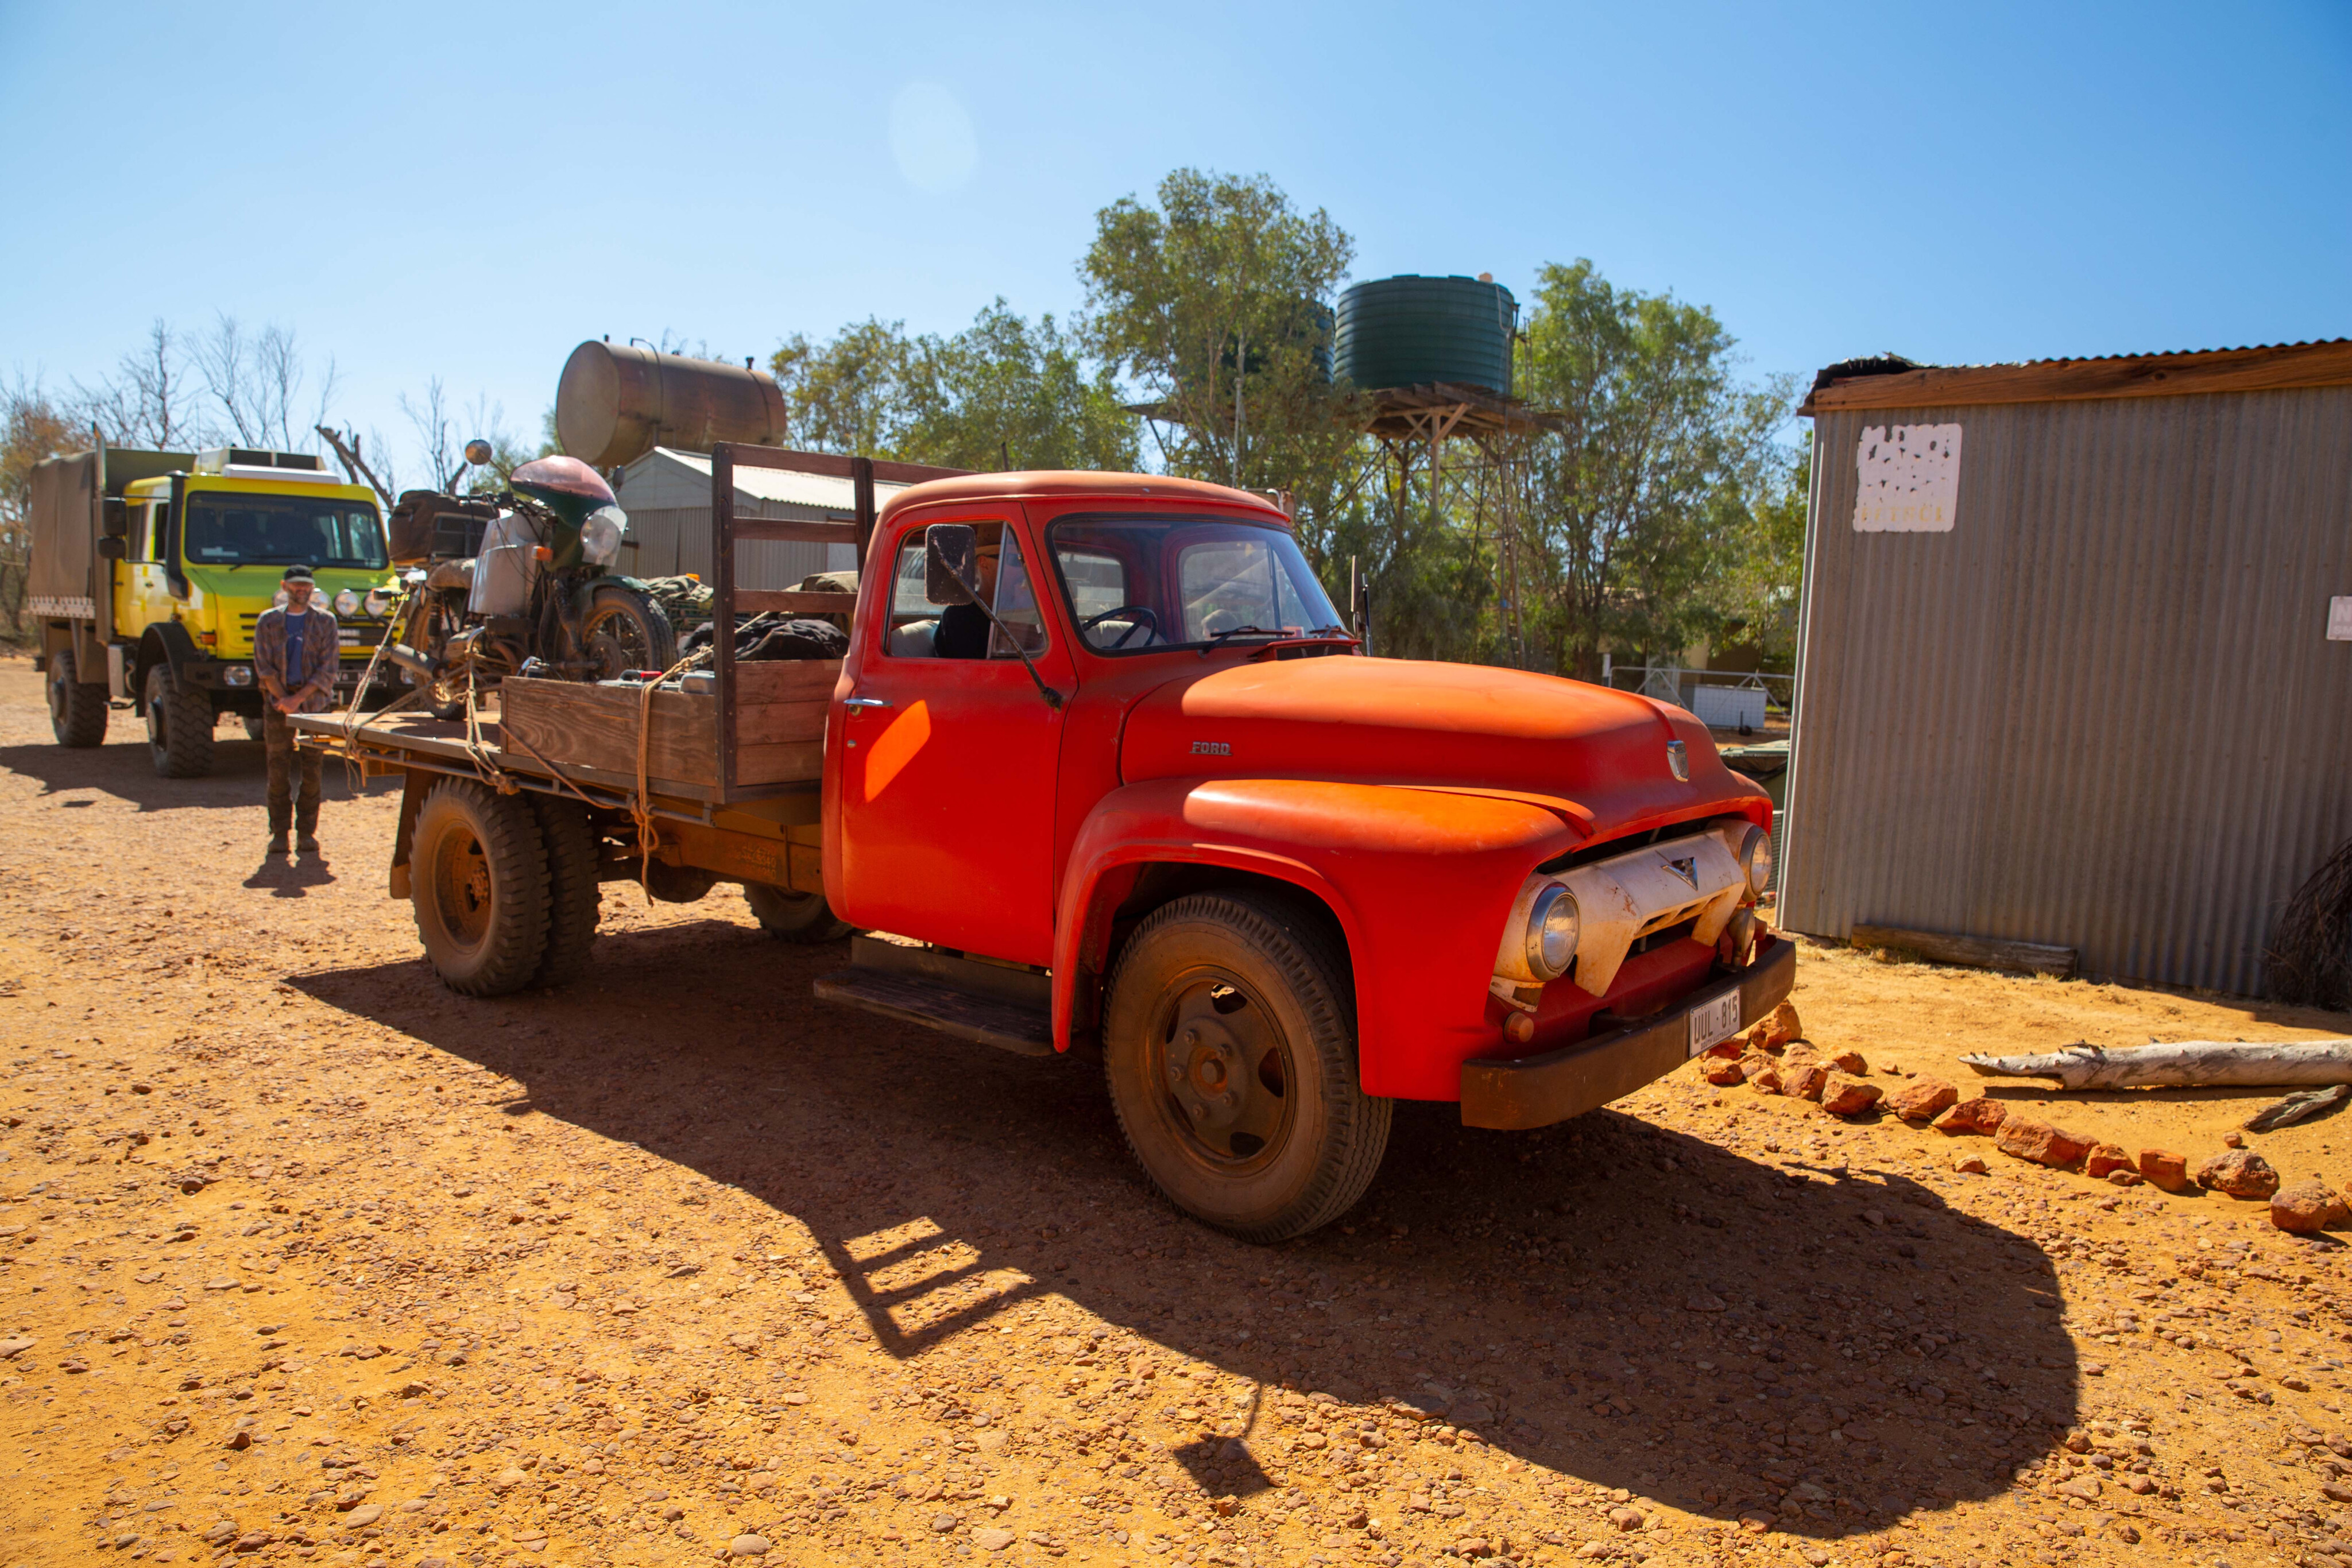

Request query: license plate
[{"left": 1687, "top": 990, "right": 1743, "bottom": 1056}]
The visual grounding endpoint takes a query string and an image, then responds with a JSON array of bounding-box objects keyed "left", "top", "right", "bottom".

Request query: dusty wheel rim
[
  {"left": 429, "top": 825, "right": 496, "bottom": 954},
  {"left": 1144, "top": 966, "right": 1298, "bottom": 1174},
  {"left": 582, "top": 602, "right": 656, "bottom": 678}
]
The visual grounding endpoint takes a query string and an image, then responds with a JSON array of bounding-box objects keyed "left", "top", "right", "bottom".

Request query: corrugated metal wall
[
  {"left": 1781, "top": 386, "right": 2352, "bottom": 994},
  {"left": 618, "top": 507, "right": 854, "bottom": 589}
]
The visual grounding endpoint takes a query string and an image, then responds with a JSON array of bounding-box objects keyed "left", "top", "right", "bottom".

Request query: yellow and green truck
[{"left": 30, "top": 442, "right": 403, "bottom": 776}]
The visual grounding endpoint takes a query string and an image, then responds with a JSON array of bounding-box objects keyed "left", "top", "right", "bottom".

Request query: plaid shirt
[{"left": 253, "top": 605, "right": 341, "bottom": 713}]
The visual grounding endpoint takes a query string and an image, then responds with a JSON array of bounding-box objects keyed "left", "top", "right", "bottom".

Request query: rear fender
[{"left": 1051, "top": 777, "right": 1583, "bottom": 1100}]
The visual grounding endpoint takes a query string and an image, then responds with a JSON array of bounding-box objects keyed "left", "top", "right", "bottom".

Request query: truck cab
[
  {"left": 818, "top": 473, "right": 1789, "bottom": 1238},
  {"left": 37, "top": 445, "right": 402, "bottom": 776}
]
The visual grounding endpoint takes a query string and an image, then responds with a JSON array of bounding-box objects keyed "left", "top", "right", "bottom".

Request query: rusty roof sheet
[{"left": 1802, "top": 337, "right": 2352, "bottom": 415}]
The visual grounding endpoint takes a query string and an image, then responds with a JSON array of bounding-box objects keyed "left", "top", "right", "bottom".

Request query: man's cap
[{"left": 281, "top": 564, "right": 315, "bottom": 582}]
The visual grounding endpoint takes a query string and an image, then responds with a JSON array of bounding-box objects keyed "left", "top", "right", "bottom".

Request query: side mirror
[
  {"left": 102, "top": 497, "right": 129, "bottom": 538},
  {"left": 924, "top": 524, "right": 980, "bottom": 606},
  {"left": 462, "top": 439, "right": 494, "bottom": 466},
  {"left": 98, "top": 537, "right": 127, "bottom": 561}
]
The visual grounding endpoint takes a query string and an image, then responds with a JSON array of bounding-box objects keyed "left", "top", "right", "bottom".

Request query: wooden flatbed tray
[{"left": 499, "top": 660, "right": 836, "bottom": 793}]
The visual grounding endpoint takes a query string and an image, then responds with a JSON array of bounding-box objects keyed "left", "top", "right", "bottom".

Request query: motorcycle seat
[{"left": 427, "top": 557, "right": 475, "bottom": 591}]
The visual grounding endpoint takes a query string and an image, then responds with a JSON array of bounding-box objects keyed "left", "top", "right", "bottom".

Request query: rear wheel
[
  {"left": 529, "top": 795, "right": 602, "bottom": 988},
  {"left": 242, "top": 715, "right": 266, "bottom": 742},
  {"left": 581, "top": 586, "right": 678, "bottom": 679},
  {"left": 1102, "top": 889, "right": 1390, "bottom": 1242},
  {"left": 409, "top": 779, "right": 549, "bottom": 996},
  {"left": 744, "top": 881, "right": 851, "bottom": 944},
  {"left": 144, "top": 663, "right": 215, "bottom": 777},
  {"left": 47, "top": 646, "right": 108, "bottom": 747}
]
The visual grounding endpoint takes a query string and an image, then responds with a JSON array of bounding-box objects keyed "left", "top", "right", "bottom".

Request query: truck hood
[{"left": 1116, "top": 653, "right": 1766, "bottom": 838}]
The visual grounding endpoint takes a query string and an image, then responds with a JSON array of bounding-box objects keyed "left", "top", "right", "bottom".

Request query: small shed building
[
  {"left": 1781, "top": 339, "right": 2352, "bottom": 995},
  {"left": 613, "top": 447, "right": 911, "bottom": 588}
]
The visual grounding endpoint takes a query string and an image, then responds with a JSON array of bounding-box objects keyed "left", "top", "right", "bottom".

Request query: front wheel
[
  {"left": 47, "top": 646, "right": 109, "bottom": 747},
  {"left": 144, "top": 663, "right": 215, "bottom": 778},
  {"left": 744, "top": 881, "right": 851, "bottom": 944},
  {"left": 581, "top": 586, "right": 678, "bottom": 679},
  {"left": 1102, "top": 889, "right": 1390, "bottom": 1242}
]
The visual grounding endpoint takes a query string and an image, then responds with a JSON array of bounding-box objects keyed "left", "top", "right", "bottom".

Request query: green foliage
[
  {"left": 1081, "top": 168, "right": 1368, "bottom": 522},
  {"left": 768, "top": 303, "right": 1136, "bottom": 474},
  {"left": 1511, "top": 261, "right": 1798, "bottom": 678}
]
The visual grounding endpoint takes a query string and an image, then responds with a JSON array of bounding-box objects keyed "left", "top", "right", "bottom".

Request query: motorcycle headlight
[
  {"left": 1737, "top": 825, "right": 1773, "bottom": 898},
  {"left": 364, "top": 587, "right": 394, "bottom": 617},
  {"left": 334, "top": 589, "right": 361, "bottom": 617},
  {"left": 579, "top": 505, "right": 626, "bottom": 568},
  {"left": 1524, "top": 884, "right": 1581, "bottom": 981}
]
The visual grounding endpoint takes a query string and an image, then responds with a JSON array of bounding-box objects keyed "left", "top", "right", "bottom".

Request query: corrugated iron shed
[
  {"left": 613, "top": 447, "right": 906, "bottom": 587},
  {"left": 1782, "top": 338, "right": 2352, "bottom": 995}
]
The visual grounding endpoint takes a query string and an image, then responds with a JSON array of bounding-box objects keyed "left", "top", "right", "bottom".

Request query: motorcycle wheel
[{"left": 581, "top": 586, "right": 678, "bottom": 680}]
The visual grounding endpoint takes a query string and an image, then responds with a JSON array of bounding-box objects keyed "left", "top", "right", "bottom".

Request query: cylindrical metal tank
[
  {"left": 556, "top": 342, "right": 788, "bottom": 468},
  {"left": 1334, "top": 276, "right": 1517, "bottom": 395}
]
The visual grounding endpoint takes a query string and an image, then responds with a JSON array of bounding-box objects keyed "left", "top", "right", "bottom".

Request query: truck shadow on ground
[
  {"left": 0, "top": 731, "right": 396, "bottom": 812},
  {"left": 295, "top": 916, "right": 2083, "bottom": 1545}
]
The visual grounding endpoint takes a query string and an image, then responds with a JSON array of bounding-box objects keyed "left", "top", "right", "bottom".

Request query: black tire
[
  {"left": 581, "top": 586, "right": 678, "bottom": 679},
  {"left": 529, "top": 795, "right": 602, "bottom": 989},
  {"left": 47, "top": 646, "right": 108, "bottom": 747},
  {"left": 743, "top": 881, "right": 852, "bottom": 944},
  {"left": 409, "top": 779, "right": 549, "bottom": 996},
  {"left": 242, "top": 715, "right": 266, "bottom": 743},
  {"left": 144, "top": 662, "right": 215, "bottom": 778},
  {"left": 1102, "top": 889, "right": 1391, "bottom": 1243}
]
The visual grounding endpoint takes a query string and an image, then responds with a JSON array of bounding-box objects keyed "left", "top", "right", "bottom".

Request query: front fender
[
  {"left": 138, "top": 621, "right": 204, "bottom": 691},
  {"left": 1051, "top": 777, "right": 1582, "bottom": 1099},
  {"left": 565, "top": 574, "right": 651, "bottom": 619}
]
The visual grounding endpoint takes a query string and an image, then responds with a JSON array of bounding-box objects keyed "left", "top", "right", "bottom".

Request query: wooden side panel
[
  {"left": 739, "top": 699, "right": 829, "bottom": 746},
  {"left": 737, "top": 740, "right": 826, "bottom": 785},
  {"left": 501, "top": 679, "right": 716, "bottom": 786},
  {"left": 735, "top": 659, "right": 842, "bottom": 704}
]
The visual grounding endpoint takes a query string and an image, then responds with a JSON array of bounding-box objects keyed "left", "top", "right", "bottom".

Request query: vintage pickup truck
[{"left": 299, "top": 446, "right": 1789, "bottom": 1242}]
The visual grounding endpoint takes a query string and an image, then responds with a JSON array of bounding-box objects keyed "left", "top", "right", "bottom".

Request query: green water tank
[{"left": 1334, "top": 275, "right": 1516, "bottom": 395}]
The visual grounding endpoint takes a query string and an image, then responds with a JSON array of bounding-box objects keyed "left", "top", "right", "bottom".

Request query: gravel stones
[
  {"left": 1994, "top": 1116, "right": 2092, "bottom": 1168},
  {"left": 1828, "top": 1050, "right": 1869, "bottom": 1074},
  {"left": 730, "top": 1534, "right": 773, "bottom": 1557},
  {"left": 1703, "top": 1058, "right": 1747, "bottom": 1086},
  {"left": 1932, "top": 1097, "right": 2007, "bottom": 1135},
  {"left": 2270, "top": 1179, "right": 2349, "bottom": 1234},
  {"left": 1820, "top": 1076, "right": 1882, "bottom": 1117},
  {"left": 1886, "top": 1079, "right": 1959, "bottom": 1123},
  {"left": 342, "top": 1504, "right": 384, "bottom": 1528},
  {"left": 1744, "top": 1059, "right": 1784, "bottom": 1095},
  {"left": 1783, "top": 1063, "right": 1829, "bottom": 1102},
  {"left": 2197, "top": 1149, "right": 2281, "bottom": 1200},
  {"left": 2138, "top": 1149, "right": 2192, "bottom": 1191},
  {"left": 973, "top": 1527, "right": 1016, "bottom": 1550},
  {"left": 1950, "top": 1151, "right": 1989, "bottom": 1174}
]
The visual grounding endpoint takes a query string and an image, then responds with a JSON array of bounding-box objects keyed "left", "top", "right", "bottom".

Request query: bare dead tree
[
  {"left": 316, "top": 425, "right": 395, "bottom": 509},
  {"left": 400, "top": 378, "right": 462, "bottom": 491},
  {"left": 75, "top": 320, "right": 206, "bottom": 450},
  {"left": 194, "top": 315, "right": 336, "bottom": 452}
]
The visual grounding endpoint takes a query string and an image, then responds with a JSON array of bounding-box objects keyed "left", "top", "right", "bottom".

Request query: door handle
[{"left": 843, "top": 696, "right": 891, "bottom": 710}]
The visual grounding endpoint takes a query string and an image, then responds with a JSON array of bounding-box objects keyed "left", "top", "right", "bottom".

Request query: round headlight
[
  {"left": 579, "top": 505, "right": 626, "bottom": 568},
  {"left": 334, "top": 588, "right": 361, "bottom": 616},
  {"left": 1738, "top": 826, "right": 1774, "bottom": 897},
  {"left": 1524, "top": 884, "right": 1581, "bottom": 980},
  {"left": 364, "top": 587, "right": 394, "bottom": 617}
]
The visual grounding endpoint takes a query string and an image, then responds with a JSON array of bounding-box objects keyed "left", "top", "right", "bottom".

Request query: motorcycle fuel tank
[{"left": 468, "top": 512, "right": 541, "bottom": 618}]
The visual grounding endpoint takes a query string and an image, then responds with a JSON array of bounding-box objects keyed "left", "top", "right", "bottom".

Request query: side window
[{"left": 883, "top": 521, "right": 1049, "bottom": 661}]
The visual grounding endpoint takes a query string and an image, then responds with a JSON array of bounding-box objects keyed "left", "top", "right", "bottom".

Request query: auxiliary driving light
[
  {"left": 222, "top": 665, "right": 253, "bottom": 687},
  {"left": 334, "top": 589, "right": 361, "bottom": 616}
]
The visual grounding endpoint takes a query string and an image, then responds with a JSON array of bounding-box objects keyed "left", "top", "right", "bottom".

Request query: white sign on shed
[{"left": 1853, "top": 424, "right": 1963, "bottom": 532}]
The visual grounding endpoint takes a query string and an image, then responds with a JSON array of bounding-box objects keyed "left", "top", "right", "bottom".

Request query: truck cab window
[{"left": 885, "top": 522, "right": 1047, "bottom": 661}]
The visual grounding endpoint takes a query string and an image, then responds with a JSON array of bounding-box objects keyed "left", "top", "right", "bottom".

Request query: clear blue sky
[{"left": 3, "top": 1, "right": 2345, "bottom": 482}]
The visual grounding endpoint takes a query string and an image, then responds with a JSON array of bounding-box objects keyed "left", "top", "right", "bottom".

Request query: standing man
[{"left": 252, "top": 564, "right": 338, "bottom": 856}]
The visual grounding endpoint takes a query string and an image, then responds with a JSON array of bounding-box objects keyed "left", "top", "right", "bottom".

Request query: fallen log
[
  {"left": 1958, "top": 1040, "right": 2352, "bottom": 1090},
  {"left": 2244, "top": 1083, "right": 2352, "bottom": 1132}
]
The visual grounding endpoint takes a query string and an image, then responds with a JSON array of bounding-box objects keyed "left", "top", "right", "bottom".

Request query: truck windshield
[
  {"left": 184, "top": 493, "right": 386, "bottom": 570},
  {"left": 1046, "top": 514, "right": 1345, "bottom": 654}
]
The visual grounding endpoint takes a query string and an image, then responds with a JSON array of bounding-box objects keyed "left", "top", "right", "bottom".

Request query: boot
[
  {"left": 297, "top": 831, "right": 320, "bottom": 854},
  {"left": 267, "top": 831, "right": 290, "bottom": 857}
]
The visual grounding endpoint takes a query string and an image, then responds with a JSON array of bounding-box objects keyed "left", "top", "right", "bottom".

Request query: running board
[{"left": 813, "top": 936, "right": 1053, "bottom": 1057}]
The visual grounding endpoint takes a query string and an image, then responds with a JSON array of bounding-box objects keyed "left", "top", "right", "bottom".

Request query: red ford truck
[{"left": 299, "top": 446, "right": 1789, "bottom": 1242}]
